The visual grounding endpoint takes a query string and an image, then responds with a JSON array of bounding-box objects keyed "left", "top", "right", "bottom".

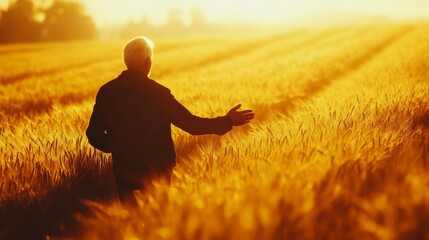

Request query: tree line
[
  {"left": 119, "top": 8, "right": 213, "bottom": 39},
  {"left": 0, "top": 0, "right": 97, "bottom": 43}
]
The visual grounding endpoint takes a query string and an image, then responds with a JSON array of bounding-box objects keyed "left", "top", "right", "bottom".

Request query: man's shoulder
[
  {"left": 147, "top": 77, "right": 171, "bottom": 95},
  {"left": 97, "top": 77, "right": 120, "bottom": 96},
  {"left": 104, "top": 77, "right": 120, "bottom": 87}
]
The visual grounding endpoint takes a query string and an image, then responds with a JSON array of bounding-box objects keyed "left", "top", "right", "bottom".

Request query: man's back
[{"left": 87, "top": 70, "right": 176, "bottom": 177}]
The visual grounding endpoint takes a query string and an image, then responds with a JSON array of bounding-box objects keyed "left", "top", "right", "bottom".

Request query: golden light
[
  {"left": 60, "top": 0, "right": 429, "bottom": 26},
  {"left": 1, "top": 0, "right": 429, "bottom": 239}
]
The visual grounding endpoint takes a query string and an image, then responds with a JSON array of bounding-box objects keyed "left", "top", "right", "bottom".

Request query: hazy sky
[{"left": 1, "top": 0, "right": 429, "bottom": 26}]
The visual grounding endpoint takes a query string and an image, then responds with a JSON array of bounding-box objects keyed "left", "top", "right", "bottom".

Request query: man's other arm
[{"left": 86, "top": 91, "right": 112, "bottom": 153}]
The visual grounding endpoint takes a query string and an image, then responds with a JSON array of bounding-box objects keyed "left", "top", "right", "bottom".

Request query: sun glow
[
  {"left": 71, "top": 0, "right": 429, "bottom": 26},
  {"left": 0, "top": 0, "right": 428, "bottom": 27}
]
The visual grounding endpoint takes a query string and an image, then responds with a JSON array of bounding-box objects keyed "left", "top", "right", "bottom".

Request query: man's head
[{"left": 123, "top": 36, "right": 154, "bottom": 76}]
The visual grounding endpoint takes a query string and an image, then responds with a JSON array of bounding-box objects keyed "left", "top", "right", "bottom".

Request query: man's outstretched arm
[
  {"left": 86, "top": 92, "right": 112, "bottom": 153},
  {"left": 168, "top": 94, "right": 254, "bottom": 135},
  {"left": 226, "top": 104, "right": 255, "bottom": 126}
]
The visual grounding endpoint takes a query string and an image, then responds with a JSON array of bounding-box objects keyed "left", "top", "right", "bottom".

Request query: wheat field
[{"left": 1, "top": 23, "right": 429, "bottom": 239}]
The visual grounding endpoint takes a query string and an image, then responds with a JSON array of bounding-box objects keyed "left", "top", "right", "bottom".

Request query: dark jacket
[{"left": 86, "top": 69, "right": 232, "bottom": 183}]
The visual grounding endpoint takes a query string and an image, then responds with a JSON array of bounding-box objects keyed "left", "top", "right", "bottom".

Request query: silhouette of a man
[{"left": 86, "top": 36, "right": 254, "bottom": 204}]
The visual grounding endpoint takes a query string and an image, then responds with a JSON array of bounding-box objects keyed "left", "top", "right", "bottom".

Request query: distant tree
[
  {"left": 190, "top": 7, "right": 206, "bottom": 29},
  {"left": 0, "top": 0, "right": 42, "bottom": 43},
  {"left": 120, "top": 16, "right": 154, "bottom": 39},
  {"left": 166, "top": 9, "right": 185, "bottom": 30},
  {"left": 42, "top": 0, "right": 97, "bottom": 41}
]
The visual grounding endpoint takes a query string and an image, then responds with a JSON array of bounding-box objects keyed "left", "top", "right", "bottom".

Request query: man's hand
[{"left": 227, "top": 104, "right": 254, "bottom": 126}]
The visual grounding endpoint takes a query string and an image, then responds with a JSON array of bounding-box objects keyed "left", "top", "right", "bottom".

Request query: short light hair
[{"left": 123, "top": 36, "right": 154, "bottom": 70}]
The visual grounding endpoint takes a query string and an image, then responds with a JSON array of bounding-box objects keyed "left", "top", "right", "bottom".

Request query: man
[{"left": 86, "top": 36, "right": 254, "bottom": 204}]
